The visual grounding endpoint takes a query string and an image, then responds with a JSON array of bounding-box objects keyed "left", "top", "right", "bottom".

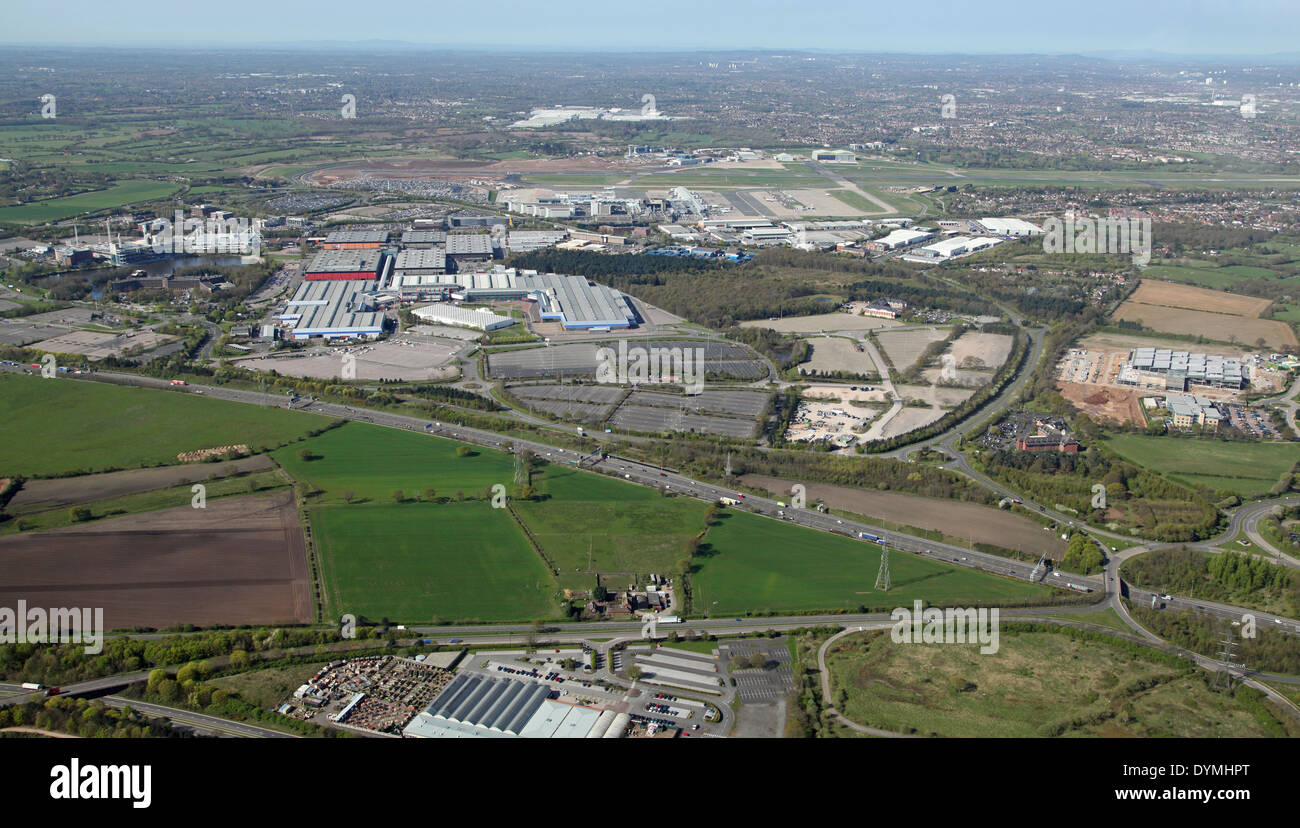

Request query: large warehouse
[
  {"left": 1121, "top": 348, "right": 1244, "bottom": 390},
  {"left": 279, "top": 279, "right": 386, "bottom": 339},
  {"left": 412, "top": 266, "right": 636, "bottom": 330},
  {"left": 304, "top": 249, "right": 389, "bottom": 281},
  {"left": 412, "top": 303, "right": 516, "bottom": 331},
  {"left": 402, "top": 673, "right": 621, "bottom": 739}
]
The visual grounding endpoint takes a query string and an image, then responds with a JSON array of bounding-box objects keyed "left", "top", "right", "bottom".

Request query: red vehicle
[
  {"left": 46, "top": 687, "right": 60, "bottom": 696},
  {"left": 169, "top": 380, "right": 187, "bottom": 386}
]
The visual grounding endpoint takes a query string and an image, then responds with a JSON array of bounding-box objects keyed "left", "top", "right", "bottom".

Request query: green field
[
  {"left": 691, "top": 510, "right": 1051, "bottom": 614},
  {"left": 825, "top": 627, "right": 1288, "bottom": 737},
  {"left": 0, "top": 373, "right": 329, "bottom": 476},
  {"left": 312, "top": 502, "right": 556, "bottom": 623},
  {"left": 515, "top": 492, "right": 706, "bottom": 576},
  {"left": 0, "top": 180, "right": 181, "bottom": 223},
  {"left": 273, "top": 422, "right": 514, "bottom": 501},
  {"left": 1103, "top": 434, "right": 1300, "bottom": 497}
]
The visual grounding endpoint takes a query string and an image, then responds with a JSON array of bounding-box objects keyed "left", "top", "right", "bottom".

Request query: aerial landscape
[{"left": 0, "top": 0, "right": 1297, "bottom": 806}]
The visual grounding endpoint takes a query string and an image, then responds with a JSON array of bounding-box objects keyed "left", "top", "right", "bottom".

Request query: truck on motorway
[
  {"left": 719, "top": 497, "right": 740, "bottom": 506},
  {"left": 657, "top": 615, "right": 683, "bottom": 624},
  {"left": 20, "top": 682, "right": 42, "bottom": 691},
  {"left": 858, "top": 532, "right": 883, "bottom": 543},
  {"left": 169, "top": 380, "right": 187, "bottom": 386},
  {"left": 1064, "top": 583, "right": 1093, "bottom": 593}
]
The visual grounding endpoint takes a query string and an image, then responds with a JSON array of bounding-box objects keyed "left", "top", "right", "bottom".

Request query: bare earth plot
[
  {"left": 0, "top": 492, "right": 310, "bottom": 629},
  {"left": 947, "top": 332, "right": 1013, "bottom": 370},
  {"left": 1125, "top": 281, "right": 1271, "bottom": 317},
  {"left": 875, "top": 328, "right": 952, "bottom": 372},
  {"left": 879, "top": 407, "right": 946, "bottom": 438},
  {"left": 1112, "top": 303, "right": 1296, "bottom": 349},
  {"left": 919, "top": 367, "right": 992, "bottom": 387},
  {"left": 894, "top": 384, "right": 975, "bottom": 407},
  {"left": 740, "top": 313, "right": 902, "bottom": 333},
  {"left": 6, "top": 455, "right": 273, "bottom": 514},
  {"left": 799, "top": 336, "right": 879, "bottom": 375},
  {"left": 740, "top": 476, "right": 1067, "bottom": 558},
  {"left": 236, "top": 338, "right": 460, "bottom": 381},
  {"left": 1057, "top": 382, "right": 1145, "bottom": 426},
  {"left": 1113, "top": 281, "right": 1296, "bottom": 349}
]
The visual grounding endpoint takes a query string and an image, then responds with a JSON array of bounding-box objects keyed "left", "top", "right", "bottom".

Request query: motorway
[{"left": 13, "top": 364, "right": 1300, "bottom": 637}]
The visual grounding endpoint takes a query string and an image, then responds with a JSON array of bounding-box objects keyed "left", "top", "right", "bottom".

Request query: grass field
[
  {"left": 312, "top": 502, "right": 556, "bottom": 623},
  {"left": 0, "top": 373, "right": 329, "bottom": 476},
  {"left": 0, "top": 180, "right": 181, "bottom": 223},
  {"left": 691, "top": 510, "right": 1051, "bottom": 614},
  {"left": 273, "top": 422, "right": 514, "bottom": 502},
  {"left": 825, "top": 628, "right": 1286, "bottom": 737},
  {"left": 1102, "top": 434, "right": 1300, "bottom": 497}
]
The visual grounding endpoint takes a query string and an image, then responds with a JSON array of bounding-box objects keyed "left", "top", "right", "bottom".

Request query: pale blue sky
[{"left": 3, "top": 0, "right": 1298, "bottom": 55}]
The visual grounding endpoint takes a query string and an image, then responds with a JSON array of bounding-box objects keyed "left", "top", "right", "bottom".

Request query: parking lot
[
  {"left": 608, "top": 404, "right": 757, "bottom": 438},
  {"left": 719, "top": 639, "right": 797, "bottom": 704}
]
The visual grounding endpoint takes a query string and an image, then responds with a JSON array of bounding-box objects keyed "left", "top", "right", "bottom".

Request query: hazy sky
[{"left": 4, "top": 0, "right": 1299, "bottom": 55}]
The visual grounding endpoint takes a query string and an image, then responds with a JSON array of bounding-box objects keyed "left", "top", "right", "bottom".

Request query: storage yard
[{"left": 235, "top": 338, "right": 462, "bottom": 381}]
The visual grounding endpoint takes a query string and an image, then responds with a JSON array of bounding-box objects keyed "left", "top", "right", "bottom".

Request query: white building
[
  {"left": 412, "top": 304, "right": 516, "bottom": 331},
  {"left": 977, "top": 217, "right": 1044, "bottom": 237}
]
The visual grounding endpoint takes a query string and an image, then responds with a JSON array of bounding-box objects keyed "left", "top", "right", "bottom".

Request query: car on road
[{"left": 449, "top": 638, "right": 462, "bottom": 643}]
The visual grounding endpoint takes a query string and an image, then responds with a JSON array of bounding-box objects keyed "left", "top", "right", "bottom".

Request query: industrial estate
[{"left": 1, "top": 8, "right": 1299, "bottom": 767}]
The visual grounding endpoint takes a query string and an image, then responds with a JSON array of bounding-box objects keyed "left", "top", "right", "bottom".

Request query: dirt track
[
  {"left": 740, "top": 475, "right": 1067, "bottom": 558},
  {"left": 0, "top": 492, "right": 310, "bottom": 629}
]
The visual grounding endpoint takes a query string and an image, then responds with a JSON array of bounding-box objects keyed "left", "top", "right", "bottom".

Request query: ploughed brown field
[
  {"left": 739, "top": 475, "right": 1067, "bottom": 558},
  {"left": 5, "top": 455, "right": 273, "bottom": 515},
  {"left": 0, "top": 492, "right": 310, "bottom": 630}
]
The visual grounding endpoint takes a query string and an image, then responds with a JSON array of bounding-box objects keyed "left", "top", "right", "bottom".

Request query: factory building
[
  {"left": 505, "top": 230, "right": 569, "bottom": 253},
  {"left": 411, "top": 304, "right": 516, "bottom": 331},
  {"left": 400, "top": 229, "right": 448, "bottom": 248},
  {"left": 977, "top": 217, "right": 1044, "bottom": 237},
  {"left": 393, "top": 249, "right": 447, "bottom": 276},
  {"left": 404, "top": 266, "right": 634, "bottom": 330},
  {"left": 862, "top": 228, "right": 935, "bottom": 252},
  {"left": 445, "top": 234, "right": 496, "bottom": 269},
  {"left": 916, "top": 237, "right": 971, "bottom": 259},
  {"left": 279, "top": 280, "right": 386, "bottom": 340},
  {"left": 1123, "top": 348, "right": 1244, "bottom": 390},
  {"left": 303, "top": 249, "right": 389, "bottom": 281},
  {"left": 321, "top": 229, "right": 390, "bottom": 249},
  {"left": 448, "top": 211, "right": 509, "bottom": 229},
  {"left": 402, "top": 673, "right": 616, "bottom": 739}
]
